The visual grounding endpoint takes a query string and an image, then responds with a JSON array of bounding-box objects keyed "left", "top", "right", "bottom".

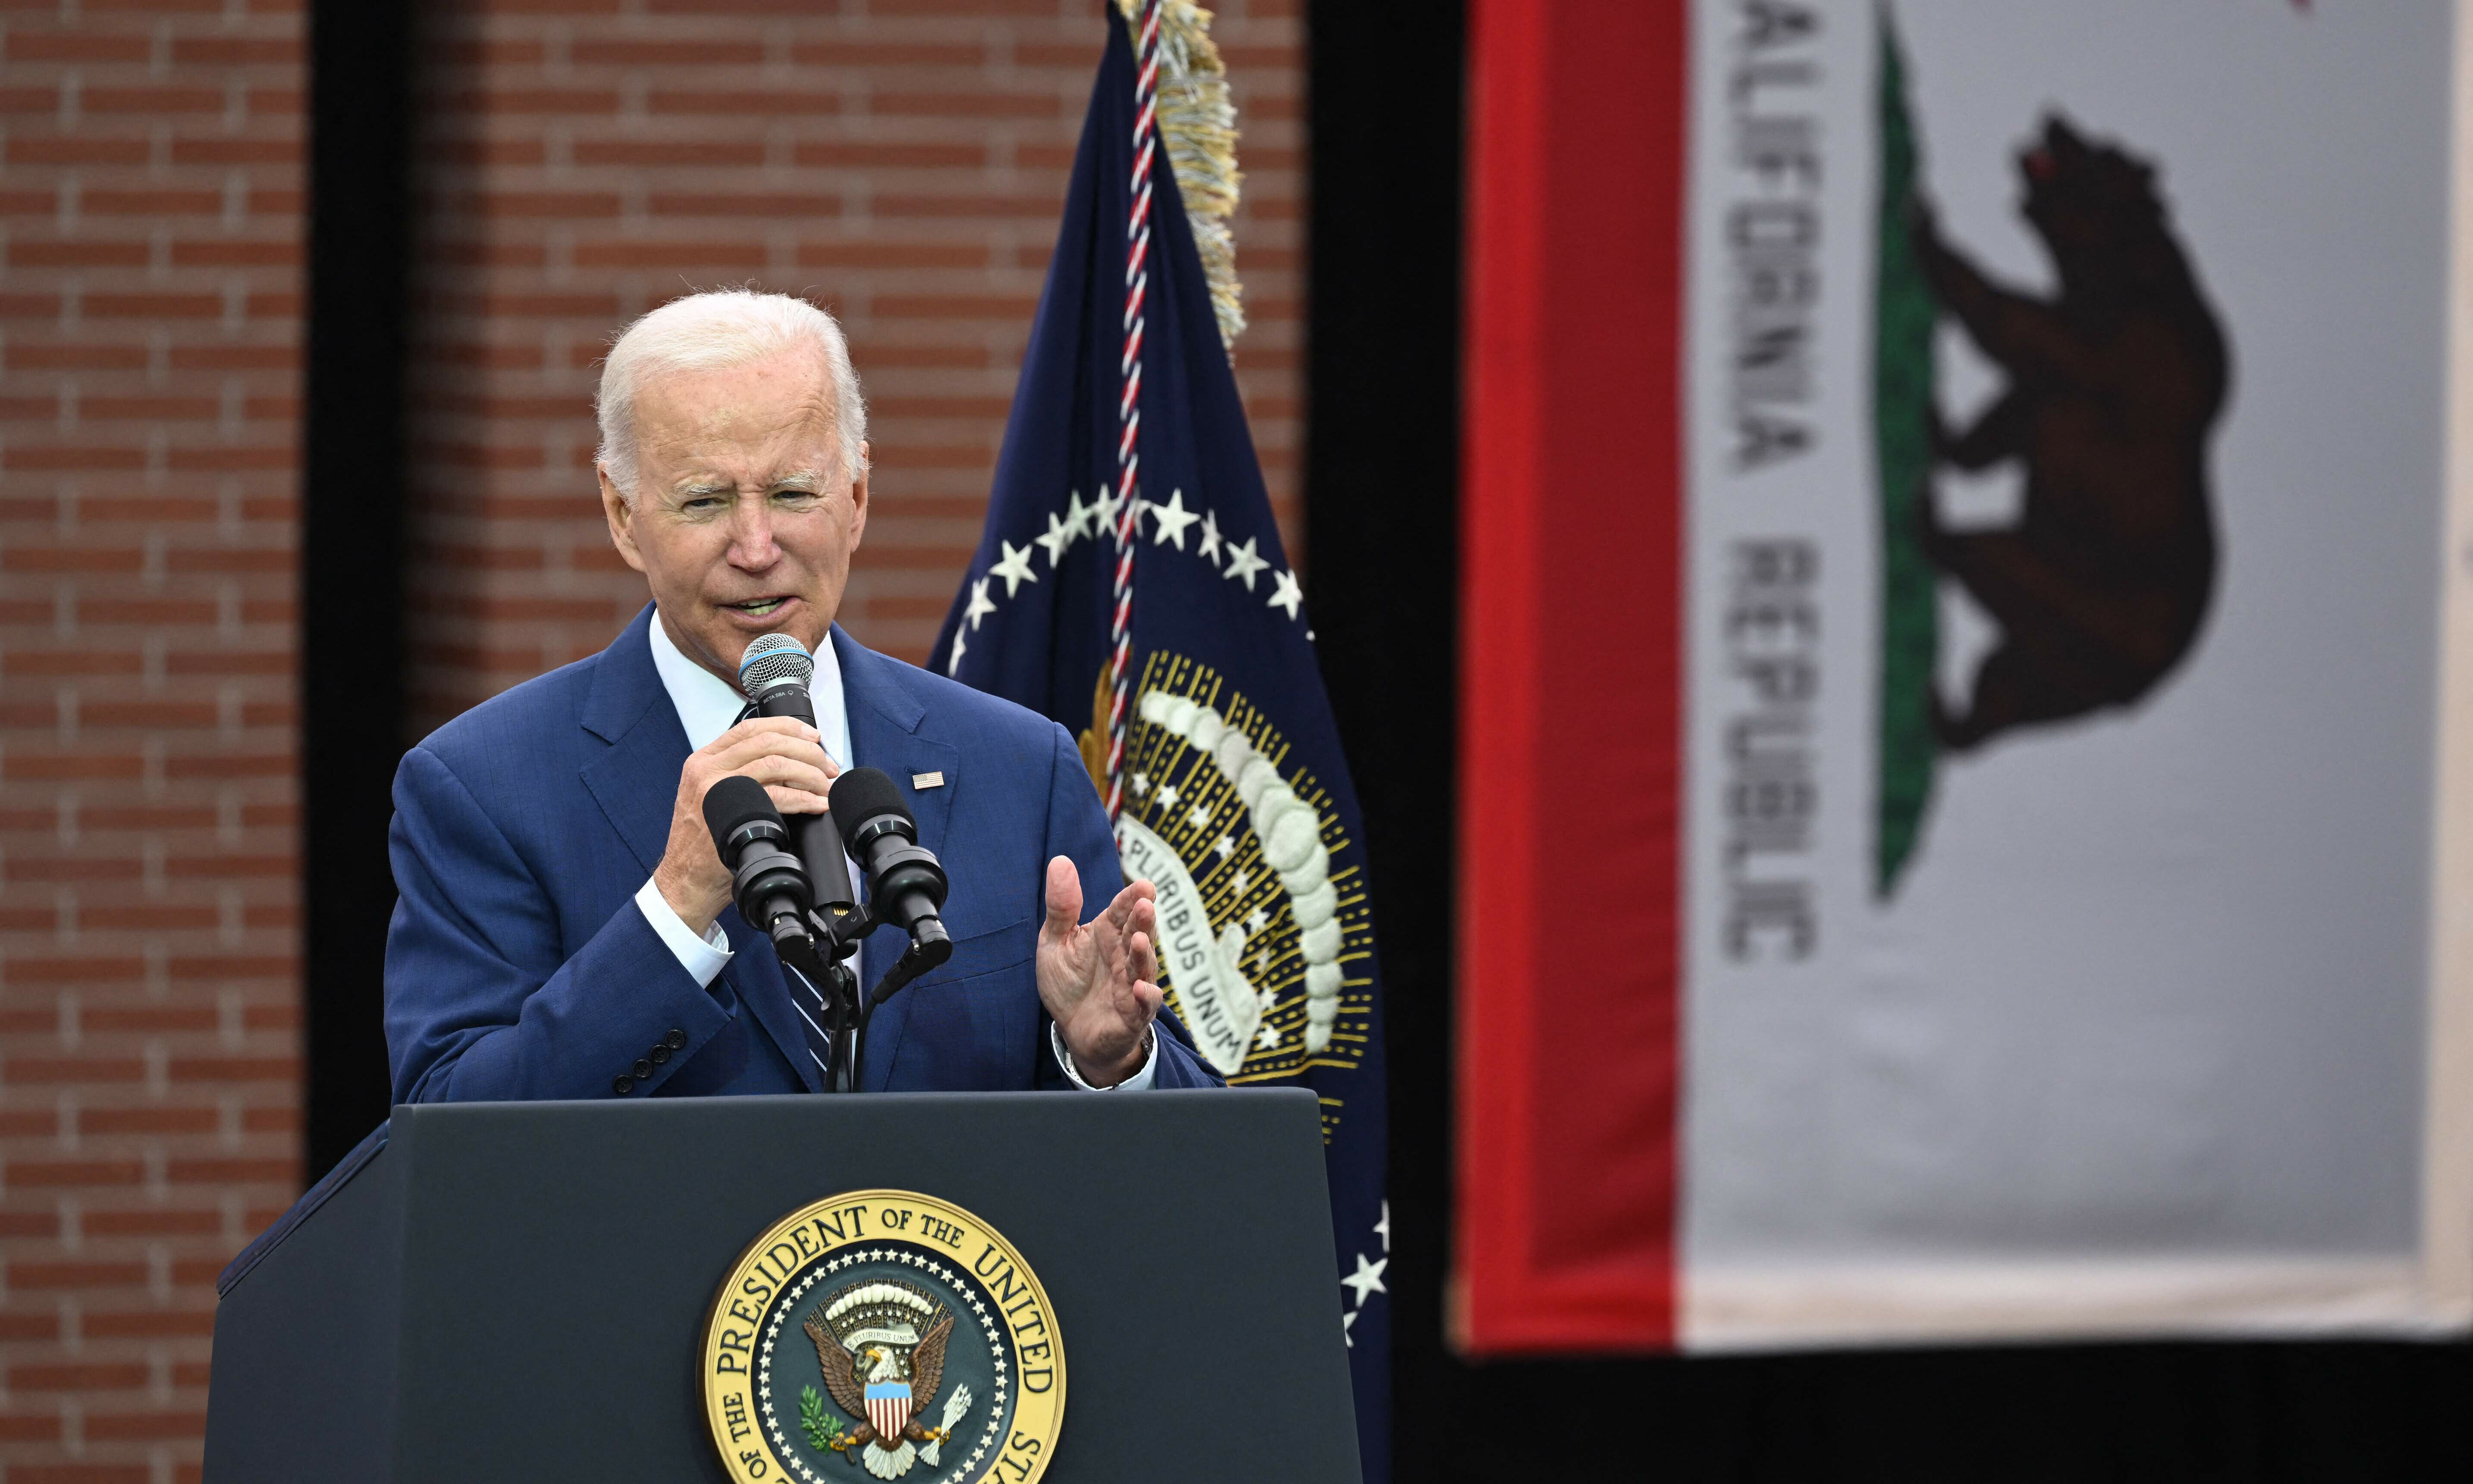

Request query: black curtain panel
[
  {"left": 302, "top": 0, "right": 415, "bottom": 1181},
  {"left": 1299, "top": 3, "right": 2471, "bottom": 1480},
  {"left": 1299, "top": 0, "right": 1465, "bottom": 1475}
]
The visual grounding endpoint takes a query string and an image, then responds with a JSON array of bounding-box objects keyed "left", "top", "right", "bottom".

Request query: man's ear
[
  {"left": 847, "top": 441, "right": 871, "bottom": 543},
  {"left": 598, "top": 463, "right": 649, "bottom": 575}
]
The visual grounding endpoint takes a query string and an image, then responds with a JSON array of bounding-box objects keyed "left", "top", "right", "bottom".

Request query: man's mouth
[{"left": 724, "top": 597, "right": 792, "bottom": 617}]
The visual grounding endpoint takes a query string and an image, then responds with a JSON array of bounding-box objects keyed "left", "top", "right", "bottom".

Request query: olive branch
[{"left": 799, "top": 1386, "right": 844, "bottom": 1453}]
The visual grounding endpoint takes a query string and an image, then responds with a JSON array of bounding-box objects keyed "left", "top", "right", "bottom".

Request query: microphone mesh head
[
  {"left": 700, "top": 773, "right": 782, "bottom": 844},
  {"left": 736, "top": 633, "right": 813, "bottom": 699},
  {"left": 829, "top": 766, "right": 913, "bottom": 839}
]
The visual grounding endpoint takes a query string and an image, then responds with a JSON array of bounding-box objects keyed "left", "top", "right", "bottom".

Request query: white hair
[{"left": 594, "top": 289, "right": 869, "bottom": 501}]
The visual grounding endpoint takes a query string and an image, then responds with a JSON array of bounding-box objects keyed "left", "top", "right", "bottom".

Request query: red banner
[{"left": 1456, "top": 0, "right": 1689, "bottom": 1355}]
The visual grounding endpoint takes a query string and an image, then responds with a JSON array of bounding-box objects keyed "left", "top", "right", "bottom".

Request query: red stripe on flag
[{"left": 1456, "top": 0, "right": 1687, "bottom": 1355}]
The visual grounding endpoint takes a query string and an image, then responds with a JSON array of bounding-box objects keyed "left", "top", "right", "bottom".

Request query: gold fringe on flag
[{"left": 1118, "top": 0, "right": 1247, "bottom": 349}]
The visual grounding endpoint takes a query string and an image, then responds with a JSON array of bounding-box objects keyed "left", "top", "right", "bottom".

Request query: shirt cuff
[
  {"left": 1049, "top": 1022, "right": 1159, "bottom": 1091},
  {"left": 635, "top": 876, "right": 733, "bottom": 989}
]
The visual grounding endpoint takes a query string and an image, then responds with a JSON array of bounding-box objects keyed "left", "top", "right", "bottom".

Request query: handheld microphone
[
  {"left": 699, "top": 775, "right": 815, "bottom": 956},
  {"left": 735, "top": 633, "right": 854, "bottom": 911},
  {"left": 828, "top": 767, "right": 952, "bottom": 962}
]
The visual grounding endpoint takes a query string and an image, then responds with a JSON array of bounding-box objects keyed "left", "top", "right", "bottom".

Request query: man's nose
[{"left": 726, "top": 493, "right": 781, "bottom": 568}]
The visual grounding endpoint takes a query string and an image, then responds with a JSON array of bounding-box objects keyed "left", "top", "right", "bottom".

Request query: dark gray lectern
[{"left": 205, "top": 1089, "right": 1359, "bottom": 1483}]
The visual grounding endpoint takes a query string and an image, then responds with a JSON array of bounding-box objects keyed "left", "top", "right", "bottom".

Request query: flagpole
[{"left": 1109, "top": 0, "right": 1164, "bottom": 822}]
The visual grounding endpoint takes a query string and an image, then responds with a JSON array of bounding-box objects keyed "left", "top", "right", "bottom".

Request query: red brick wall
[
  {"left": 0, "top": 2, "right": 304, "bottom": 1478},
  {"left": 408, "top": 0, "right": 1303, "bottom": 733},
  {"left": 0, "top": 2, "right": 1301, "bottom": 1471}
]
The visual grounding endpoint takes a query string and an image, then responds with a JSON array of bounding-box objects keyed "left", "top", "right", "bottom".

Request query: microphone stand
[
  {"left": 723, "top": 700, "right": 955, "bottom": 1092},
  {"left": 772, "top": 900, "right": 951, "bottom": 1094},
  {"left": 728, "top": 695, "right": 880, "bottom": 1092}
]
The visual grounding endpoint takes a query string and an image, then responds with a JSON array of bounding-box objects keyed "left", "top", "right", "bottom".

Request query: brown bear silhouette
[{"left": 1914, "top": 114, "right": 2229, "bottom": 752}]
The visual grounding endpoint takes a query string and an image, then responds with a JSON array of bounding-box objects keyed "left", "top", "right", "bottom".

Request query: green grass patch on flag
[{"left": 1874, "top": 11, "right": 1939, "bottom": 897}]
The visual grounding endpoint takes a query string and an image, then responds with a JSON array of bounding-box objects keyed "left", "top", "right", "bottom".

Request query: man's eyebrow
[{"left": 668, "top": 470, "right": 828, "bottom": 499}]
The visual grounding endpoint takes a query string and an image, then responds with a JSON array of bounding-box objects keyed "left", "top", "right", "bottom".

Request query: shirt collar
[{"left": 648, "top": 610, "right": 853, "bottom": 771}]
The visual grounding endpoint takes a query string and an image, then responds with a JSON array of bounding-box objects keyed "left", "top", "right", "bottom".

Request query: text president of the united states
[{"left": 382, "top": 289, "right": 1222, "bottom": 1099}]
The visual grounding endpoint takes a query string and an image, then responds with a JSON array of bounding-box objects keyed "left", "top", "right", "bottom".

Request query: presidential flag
[{"left": 929, "top": 2, "right": 1392, "bottom": 1473}]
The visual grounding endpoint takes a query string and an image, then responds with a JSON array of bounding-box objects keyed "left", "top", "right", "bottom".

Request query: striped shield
[{"left": 864, "top": 1380, "right": 913, "bottom": 1443}]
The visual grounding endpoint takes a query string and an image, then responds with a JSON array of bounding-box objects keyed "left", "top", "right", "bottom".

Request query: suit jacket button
[
  {"left": 612, "top": 1075, "right": 635, "bottom": 1095},
  {"left": 666, "top": 1028, "right": 687, "bottom": 1050},
  {"left": 650, "top": 1044, "right": 671, "bottom": 1065},
  {"left": 632, "top": 1058, "right": 653, "bottom": 1079}
]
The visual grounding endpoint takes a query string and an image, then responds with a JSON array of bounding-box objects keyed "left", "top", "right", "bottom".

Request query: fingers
[
  {"left": 696, "top": 728, "right": 836, "bottom": 805},
  {"left": 764, "top": 784, "right": 832, "bottom": 817},
  {"left": 1118, "top": 897, "right": 1157, "bottom": 989},
  {"left": 728, "top": 753, "right": 836, "bottom": 806},
  {"left": 708, "top": 724, "right": 828, "bottom": 768},
  {"left": 701, "top": 715, "right": 816, "bottom": 753},
  {"left": 1042, "top": 856, "right": 1083, "bottom": 940},
  {"left": 1103, "top": 877, "right": 1157, "bottom": 933},
  {"left": 706, "top": 718, "right": 838, "bottom": 779},
  {"left": 1118, "top": 936, "right": 1164, "bottom": 1041},
  {"left": 1089, "top": 882, "right": 1158, "bottom": 998}
]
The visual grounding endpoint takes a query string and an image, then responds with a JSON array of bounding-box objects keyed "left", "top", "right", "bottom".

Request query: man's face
[{"left": 599, "top": 349, "right": 868, "bottom": 685}]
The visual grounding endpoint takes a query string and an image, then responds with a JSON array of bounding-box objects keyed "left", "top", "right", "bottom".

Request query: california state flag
[{"left": 1459, "top": 0, "right": 2473, "bottom": 1352}]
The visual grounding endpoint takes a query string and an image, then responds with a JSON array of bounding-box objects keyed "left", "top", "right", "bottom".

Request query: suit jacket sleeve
[
  {"left": 384, "top": 744, "right": 738, "bottom": 1103},
  {"left": 1036, "top": 722, "right": 1224, "bottom": 1091}
]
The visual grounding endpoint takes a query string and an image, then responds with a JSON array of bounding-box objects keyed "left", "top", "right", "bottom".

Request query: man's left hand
[{"left": 1035, "top": 856, "right": 1161, "bottom": 1088}]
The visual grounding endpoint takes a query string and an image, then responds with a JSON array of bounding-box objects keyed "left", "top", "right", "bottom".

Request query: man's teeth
[{"left": 733, "top": 599, "right": 786, "bottom": 615}]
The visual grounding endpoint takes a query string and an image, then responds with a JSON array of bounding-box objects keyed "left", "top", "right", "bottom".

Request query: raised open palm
[{"left": 1034, "top": 856, "right": 1162, "bottom": 1086}]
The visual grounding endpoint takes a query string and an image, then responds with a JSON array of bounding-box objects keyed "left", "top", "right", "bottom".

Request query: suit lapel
[
  {"left": 835, "top": 628, "right": 961, "bottom": 1091},
  {"left": 580, "top": 606, "right": 822, "bottom": 1093},
  {"left": 577, "top": 627, "right": 683, "bottom": 878}
]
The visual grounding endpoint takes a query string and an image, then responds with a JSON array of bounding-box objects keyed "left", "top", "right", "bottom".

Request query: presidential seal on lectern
[{"left": 701, "top": 1191, "right": 1066, "bottom": 1484}]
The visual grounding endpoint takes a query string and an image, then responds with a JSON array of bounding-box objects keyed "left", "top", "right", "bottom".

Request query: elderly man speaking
[{"left": 383, "top": 290, "right": 1220, "bottom": 1099}]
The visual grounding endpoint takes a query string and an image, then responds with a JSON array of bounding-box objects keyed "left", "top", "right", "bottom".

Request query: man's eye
[{"left": 773, "top": 489, "right": 822, "bottom": 505}]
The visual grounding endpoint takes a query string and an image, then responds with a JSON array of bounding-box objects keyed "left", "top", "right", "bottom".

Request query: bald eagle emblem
[{"left": 800, "top": 1281, "right": 967, "bottom": 1479}]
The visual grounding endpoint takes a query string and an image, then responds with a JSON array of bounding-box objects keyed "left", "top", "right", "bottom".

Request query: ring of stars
[{"left": 944, "top": 489, "right": 1311, "bottom": 678}]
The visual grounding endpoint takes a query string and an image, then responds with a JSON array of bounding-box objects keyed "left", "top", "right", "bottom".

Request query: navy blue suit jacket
[{"left": 383, "top": 606, "right": 1221, "bottom": 1101}]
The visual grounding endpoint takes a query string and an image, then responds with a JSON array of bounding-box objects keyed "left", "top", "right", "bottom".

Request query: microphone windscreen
[
  {"left": 735, "top": 633, "right": 813, "bottom": 700},
  {"left": 701, "top": 773, "right": 783, "bottom": 845},
  {"left": 829, "top": 766, "right": 913, "bottom": 839}
]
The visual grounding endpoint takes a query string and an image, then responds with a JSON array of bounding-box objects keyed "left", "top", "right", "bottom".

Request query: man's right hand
[{"left": 654, "top": 717, "right": 839, "bottom": 935}]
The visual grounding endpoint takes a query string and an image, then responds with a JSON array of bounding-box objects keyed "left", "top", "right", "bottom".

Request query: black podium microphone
[
  {"left": 734, "top": 634, "right": 854, "bottom": 911},
  {"left": 699, "top": 774, "right": 813, "bottom": 954},
  {"left": 828, "top": 767, "right": 951, "bottom": 957}
]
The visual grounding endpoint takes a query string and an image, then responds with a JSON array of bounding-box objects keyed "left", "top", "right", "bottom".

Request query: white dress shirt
[{"left": 631, "top": 614, "right": 1155, "bottom": 1089}]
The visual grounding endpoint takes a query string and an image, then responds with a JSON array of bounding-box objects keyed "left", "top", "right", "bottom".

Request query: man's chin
[{"left": 656, "top": 595, "right": 834, "bottom": 682}]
